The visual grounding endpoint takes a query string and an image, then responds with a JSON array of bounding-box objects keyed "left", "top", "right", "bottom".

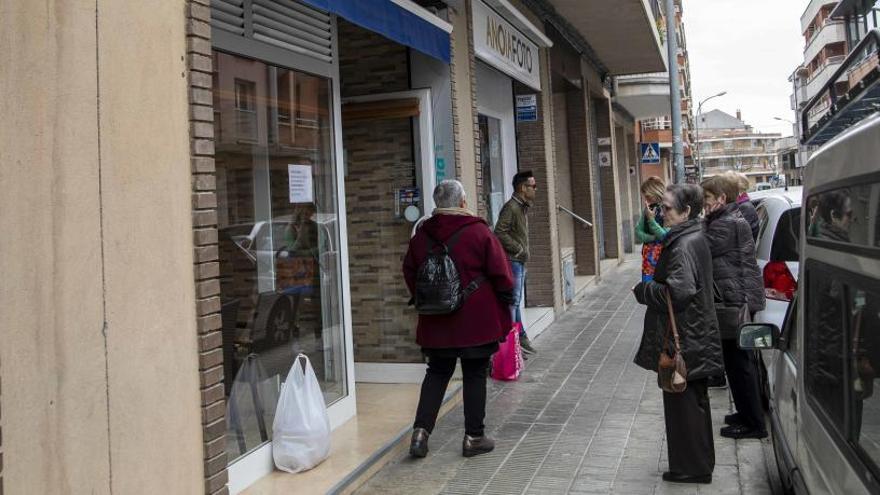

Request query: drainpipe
[{"left": 665, "top": 0, "right": 684, "bottom": 183}]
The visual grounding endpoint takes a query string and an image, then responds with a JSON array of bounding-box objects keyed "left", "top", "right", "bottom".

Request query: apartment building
[
  {"left": 696, "top": 109, "right": 781, "bottom": 187},
  {"left": 1, "top": 0, "right": 667, "bottom": 493},
  {"left": 616, "top": 0, "right": 696, "bottom": 184},
  {"left": 787, "top": 1, "right": 848, "bottom": 174},
  {"left": 797, "top": 0, "right": 880, "bottom": 146},
  {"left": 788, "top": 1, "right": 880, "bottom": 163}
]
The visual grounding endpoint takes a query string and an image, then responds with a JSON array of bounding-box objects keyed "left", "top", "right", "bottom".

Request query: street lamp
[
  {"left": 773, "top": 116, "right": 794, "bottom": 124},
  {"left": 694, "top": 91, "right": 728, "bottom": 181}
]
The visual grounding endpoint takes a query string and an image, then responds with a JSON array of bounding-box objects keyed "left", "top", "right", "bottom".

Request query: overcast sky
[{"left": 684, "top": 0, "right": 805, "bottom": 136}]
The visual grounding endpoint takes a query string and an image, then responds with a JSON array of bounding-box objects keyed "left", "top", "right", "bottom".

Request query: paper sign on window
[{"left": 288, "top": 164, "right": 313, "bottom": 203}]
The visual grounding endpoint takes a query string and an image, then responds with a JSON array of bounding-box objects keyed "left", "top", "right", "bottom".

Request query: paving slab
[{"left": 356, "top": 260, "right": 777, "bottom": 495}]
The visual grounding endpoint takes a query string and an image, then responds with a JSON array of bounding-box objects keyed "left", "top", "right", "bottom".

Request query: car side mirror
[{"left": 738, "top": 323, "right": 780, "bottom": 350}]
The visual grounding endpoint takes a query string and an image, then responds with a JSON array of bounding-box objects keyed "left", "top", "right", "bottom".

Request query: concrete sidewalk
[{"left": 355, "top": 260, "right": 775, "bottom": 495}]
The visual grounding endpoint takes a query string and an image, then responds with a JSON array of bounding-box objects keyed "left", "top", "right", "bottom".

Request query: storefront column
[
  {"left": 449, "top": 2, "right": 481, "bottom": 215},
  {"left": 594, "top": 96, "right": 623, "bottom": 261},
  {"left": 627, "top": 131, "right": 642, "bottom": 236},
  {"left": 567, "top": 86, "right": 599, "bottom": 276},
  {"left": 615, "top": 123, "right": 635, "bottom": 255},
  {"left": 514, "top": 56, "right": 563, "bottom": 311}
]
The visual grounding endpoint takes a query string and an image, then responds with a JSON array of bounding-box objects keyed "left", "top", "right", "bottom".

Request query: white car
[{"left": 751, "top": 186, "right": 802, "bottom": 330}]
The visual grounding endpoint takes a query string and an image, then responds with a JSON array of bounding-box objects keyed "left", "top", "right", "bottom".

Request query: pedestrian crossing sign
[{"left": 640, "top": 142, "right": 660, "bottom": 164}]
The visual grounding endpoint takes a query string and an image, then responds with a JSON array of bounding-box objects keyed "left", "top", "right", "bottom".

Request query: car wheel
[{"left": 256, "top": 298, "right": 292, "bottom": 352}]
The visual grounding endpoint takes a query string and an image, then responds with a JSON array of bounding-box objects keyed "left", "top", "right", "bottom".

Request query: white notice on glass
[{"left": 288, "top": 164, "right": 313, "bottom": 203}]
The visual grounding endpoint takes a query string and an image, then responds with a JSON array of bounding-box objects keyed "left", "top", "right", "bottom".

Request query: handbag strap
[{"left": 664, "top": 287, "right": 682, "bottom": 353}]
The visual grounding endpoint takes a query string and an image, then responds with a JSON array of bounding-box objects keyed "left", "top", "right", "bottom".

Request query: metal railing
[{"left": 557, "top": 205, "right": 593, "bottom": 228}]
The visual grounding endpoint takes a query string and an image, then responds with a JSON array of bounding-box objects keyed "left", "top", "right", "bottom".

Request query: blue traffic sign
[{"left": 640, "top": 142, "right": 660, "bottom": 164}]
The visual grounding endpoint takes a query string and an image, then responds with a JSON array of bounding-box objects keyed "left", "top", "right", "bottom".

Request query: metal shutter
[{"left": 211, "top": 0, "right": 333, "bottom": 63}]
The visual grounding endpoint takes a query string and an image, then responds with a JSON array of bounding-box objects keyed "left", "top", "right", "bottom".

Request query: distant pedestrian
[
  {"left": 726, "top": 171, "right": 759, "bottom": 241},
  {"left": 702, "top": 175, "right": 767, "bottom": 440},
  {"left": 636, "top": 177, "right": 669, "bottom": 282},
  {"left": 403, "top": 180, "right": 514, "bottom": 459},
  {"left": 494, "top": 171, "right": 538, "bottom": 356},
  {"left": 633, "top": 183, "right": 723, "bottom": 485}
]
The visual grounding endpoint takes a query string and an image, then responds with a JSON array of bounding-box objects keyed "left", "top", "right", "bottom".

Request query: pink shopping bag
[{"left": 491, "top": 323, "right": 524, "bottom": 381}]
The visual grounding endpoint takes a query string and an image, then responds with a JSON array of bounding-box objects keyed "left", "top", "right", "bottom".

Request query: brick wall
[
  {"left": 594, "top": 98, "right": 620, "bottom": 260},
  {"left": 566, "top": 88, "right": 598, "bottom": 275},
  {"left": 465, "top": 0, "right": 487, "bottom": 220},
  {"left": 186, "top": 2, "right": 228, "bottom": 494},
  {"left": 339, "top": 21, "right": 421, "bottom": 363},
  {"left": 514, "top": 59, "right": 562, "bottom": 310}
]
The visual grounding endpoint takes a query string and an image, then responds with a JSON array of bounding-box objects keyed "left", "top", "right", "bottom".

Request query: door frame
[{"left": 341, "top": 88, "right": 438, "bottom": 383}]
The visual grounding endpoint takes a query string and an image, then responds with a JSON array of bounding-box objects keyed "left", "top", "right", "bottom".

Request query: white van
[{"left": 739, "top": 112, "right": 880, "bottom": 494}]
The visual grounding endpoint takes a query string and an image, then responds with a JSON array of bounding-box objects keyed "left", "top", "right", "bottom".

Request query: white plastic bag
[{"left": 272, "top": 354, "right": 331, "bottom": 473}]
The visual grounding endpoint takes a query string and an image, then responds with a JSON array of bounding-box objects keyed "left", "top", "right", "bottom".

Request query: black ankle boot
[
  {"left": 410, "top": 428, "right": 429, "bottom": 458},
  {"left": 462, "top": 434, "right": 495, "bottom": 457}
]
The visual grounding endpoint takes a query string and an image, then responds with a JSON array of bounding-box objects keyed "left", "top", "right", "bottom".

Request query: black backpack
[{"left": 414, "top": 224, "right": 485, "bottom": 315}]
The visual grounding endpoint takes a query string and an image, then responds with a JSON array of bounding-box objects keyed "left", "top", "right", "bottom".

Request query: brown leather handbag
[{"left": 658, "top": 288, "right": 688, "bottom": 393}]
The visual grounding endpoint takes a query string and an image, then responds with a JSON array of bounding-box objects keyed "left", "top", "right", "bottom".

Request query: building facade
[
  {"left": 0, "top": 0, "right": 667, "bottom": 493},
  {"left": 795, "top": 0, "right": 880, "bottom": 147},
  {"left": 696, "top": 109, "right": 781, "bottom": 187},
  {"left": 616, "top": 0, "right": 695, "bottom": 184}
]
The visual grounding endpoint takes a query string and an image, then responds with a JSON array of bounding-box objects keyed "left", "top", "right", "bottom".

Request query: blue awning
[{"left": 300, "top": 0, "right": 451, "bottom": 63}]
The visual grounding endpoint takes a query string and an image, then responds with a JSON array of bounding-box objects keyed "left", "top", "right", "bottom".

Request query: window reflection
[
  {"left": 213, "top": 51, "right": 346, "bottom": 464},
  {"left": 851, "top": 286, "right": 880, "bottom": 471},
  {"left": 806, "top": 267, "right": 846, "bottom": 426},
  {"left": 807, "top": 182, "right": 880, "bottom": 249}
]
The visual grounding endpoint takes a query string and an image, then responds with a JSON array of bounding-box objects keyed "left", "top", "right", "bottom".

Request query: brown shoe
[{"left": 462, "top": 434, "right": 495, "bottom": 457}]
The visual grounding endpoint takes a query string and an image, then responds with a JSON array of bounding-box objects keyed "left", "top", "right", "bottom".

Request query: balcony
[
  {"left": 804, "top": 20, "right": 847, "bottom": 65},
  {"left": 546, "top": 0, "right": 667, "bottom": 75},
  {"left": 614, "top": 72, "right": 671, "bottom": 118},
  {"left": 801, "top": 0, "right": 837, "bottom": 34},
  {"left": 806, "top": 55, "right": 846, "bottom": 99}
]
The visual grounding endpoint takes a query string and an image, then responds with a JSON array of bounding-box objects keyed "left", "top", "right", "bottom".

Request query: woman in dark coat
[
  {"left": 702, "top": 176, "right": 767, "bottom": 439},
  {"left": 403, "top": 180, "right": 514, "bottom": 459},
  {"left": 727, "top": 171, "right": 759, "bottom": 240},
  {"left": 633, "top": 184, "right": 723, "bottom": 485}
]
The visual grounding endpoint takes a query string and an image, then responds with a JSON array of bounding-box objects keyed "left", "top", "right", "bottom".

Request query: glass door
[
  {"left": 212, "top": 50, "right": 347, "bottom": 465},
  {"left": 479, "top": 114, "right": 505, "bottom": 227}
]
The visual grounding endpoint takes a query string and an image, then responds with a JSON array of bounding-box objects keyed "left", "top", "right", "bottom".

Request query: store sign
[
  {"left": 473, "top": 0, "right": 541, "bottom": 91},
  {"left": 515, "top": 94, "right": 537, "bottom": 122}
]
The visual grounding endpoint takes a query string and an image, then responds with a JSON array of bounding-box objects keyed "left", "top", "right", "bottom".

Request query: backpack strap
[{"left": 462, "top": 275, "right": 487, "bottom": 298}]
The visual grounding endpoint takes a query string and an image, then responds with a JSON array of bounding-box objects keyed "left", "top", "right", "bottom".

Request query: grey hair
[{"left": 433, "top": 179, "right": 467, "bottom": 208}]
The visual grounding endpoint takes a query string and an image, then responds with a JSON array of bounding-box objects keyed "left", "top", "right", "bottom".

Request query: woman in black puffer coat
[
  {"left": 633, "top": 184, "right": 722, "bottom": 484},
  {"left": 702, "top": 176, "right": 766, "bottom": 440}
]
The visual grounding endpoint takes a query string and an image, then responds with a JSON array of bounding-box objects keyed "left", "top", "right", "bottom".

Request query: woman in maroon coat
[{"left": 403, "top": 180, "right": 514, "bottom": 459}]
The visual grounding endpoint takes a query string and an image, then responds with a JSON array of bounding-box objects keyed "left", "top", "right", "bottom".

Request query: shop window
[{"left": 213, "top": 50, "right": 346, "bottom": 465}]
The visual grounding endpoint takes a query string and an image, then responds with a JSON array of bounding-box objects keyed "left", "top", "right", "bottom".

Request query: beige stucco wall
[{"left": 0, "top": 1, "right": 204, "bottom": 493}]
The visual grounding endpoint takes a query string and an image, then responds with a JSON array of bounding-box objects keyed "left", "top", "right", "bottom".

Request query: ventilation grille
[{"left": 211, "top": 0, "right": 333, "bottom": 63}]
